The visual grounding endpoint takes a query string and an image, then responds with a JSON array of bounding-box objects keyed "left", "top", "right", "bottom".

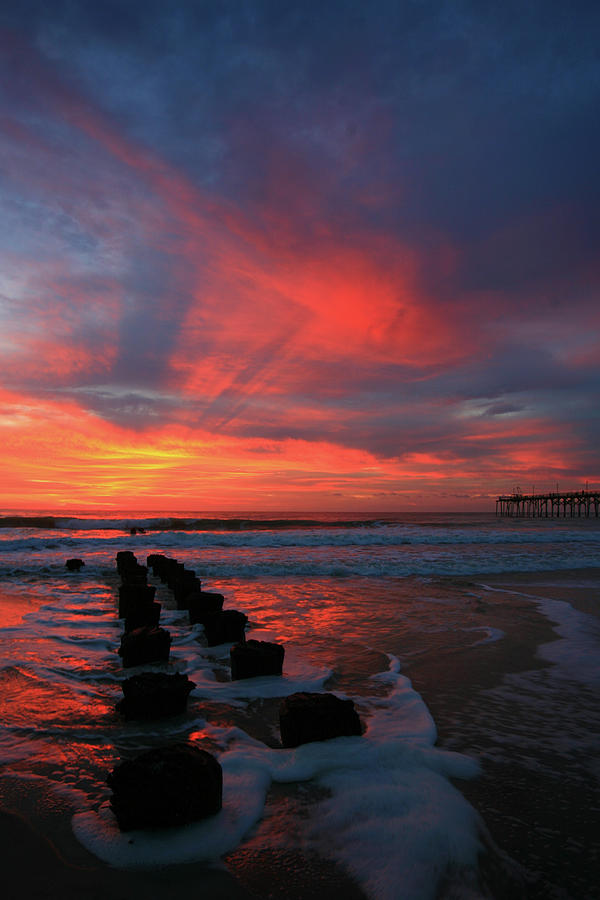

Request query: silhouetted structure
[{"left": 496, "top": 489, "right": 600, "bottom": 517}]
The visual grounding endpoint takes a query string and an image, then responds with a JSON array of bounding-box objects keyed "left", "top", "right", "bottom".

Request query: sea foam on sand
[
  {"left": 480, "top": 582, "right": 600, "bottom": 685},
  {"left": 73, "top": 656, "right": 482, "bottom": 900}
]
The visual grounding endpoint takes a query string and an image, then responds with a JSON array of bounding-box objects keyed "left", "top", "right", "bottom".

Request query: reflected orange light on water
[{"left": 0, "top": 666, "right": 114, "bottom": 730}]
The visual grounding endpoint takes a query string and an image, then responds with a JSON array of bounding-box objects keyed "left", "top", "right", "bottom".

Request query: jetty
[{"left": 496, "top": 489, "right": 600, "bottom": 517}]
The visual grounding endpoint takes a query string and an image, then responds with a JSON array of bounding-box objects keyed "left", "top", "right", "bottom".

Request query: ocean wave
[
  {"left": 1, "top": 515, "right": 381, "bottom": 532},
  {"left": 1, "top": 525, "right": 599, "bottom": 556},
  {"left": 1, "top": 513, "right": 599, "bottom": 581},
  {"left": 0, "top": 516, "right": 57, "bottom": 528},
  {"left": 3, "top": 555, "right": 598, "bottom": 581}
]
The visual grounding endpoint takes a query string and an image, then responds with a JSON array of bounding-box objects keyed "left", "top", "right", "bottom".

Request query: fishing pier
[{"left": 496, "top": 489, "right": 600, "bottom": 517}]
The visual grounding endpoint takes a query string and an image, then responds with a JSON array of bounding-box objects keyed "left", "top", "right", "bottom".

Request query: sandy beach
[
  {"left": 0, "top": 806, "right": 255, "bottom": 900},
  {"left": 405, "top": 569, "right": 600, "bottom": 899},
  {"left": 2, "top": 566, "right": 598, "bottom": 898}
]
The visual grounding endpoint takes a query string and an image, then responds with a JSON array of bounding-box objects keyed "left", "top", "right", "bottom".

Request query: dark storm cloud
[
  {"left": 6, "top": 1, "right": 599, "bottom": 226},
  {"left": 5, "top": 2, "right": 599, "bottom": 291}
]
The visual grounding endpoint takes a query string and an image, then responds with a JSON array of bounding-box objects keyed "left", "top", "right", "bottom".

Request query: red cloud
[{"left": 1, "top": 33, "right": 595, "bottom": 511}]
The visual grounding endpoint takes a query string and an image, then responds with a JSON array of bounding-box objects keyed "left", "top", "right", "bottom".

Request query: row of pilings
[
  {"left": 496, "top": 490, "right": 600, "bottom": 517},
  {"left": 100, "top": 549, "right": 362, "bottom": 831}
]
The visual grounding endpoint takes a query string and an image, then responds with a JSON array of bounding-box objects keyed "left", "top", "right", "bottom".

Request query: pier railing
[{"left": 496, "top": 490, "right": 600, "bottom": 517}]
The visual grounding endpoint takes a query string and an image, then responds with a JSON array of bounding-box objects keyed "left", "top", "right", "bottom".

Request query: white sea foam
[
  {"left": 73, "top": 757, "right": 273, "bottom": 868},
  {"left": 142, "top": 622, "right": 333, "bottom": 701},
  {"left": 461, "top": 626, "right": 506, "bottom": 646},
  {"left": 535, "top": 598, "right": 600, "bottom": 684},
  {"left": 480, "top": 583, "right": 600, "bottom": 686},
  {"left": 188, "top": 656, "right": 332, "bottom": 703},
  {"left": 72, "top": 658, "right": 482, "bottom": 900}
]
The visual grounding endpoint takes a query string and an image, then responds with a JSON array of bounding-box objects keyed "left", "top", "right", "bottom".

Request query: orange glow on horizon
[{"left": 0, "top": 382, "right": 588, "bottom": 512}]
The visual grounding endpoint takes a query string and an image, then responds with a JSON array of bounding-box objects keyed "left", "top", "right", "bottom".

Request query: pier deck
[{"left": 496, "top": 490, "right": 600, "bottom": 517}]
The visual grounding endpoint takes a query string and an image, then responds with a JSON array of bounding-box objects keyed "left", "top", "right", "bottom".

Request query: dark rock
[
  {"left": 279, "top": 692, "right": 362, "bottom": 748},
  {"left": 187, "top": 591, "right": 225, "bottom": 625},
  {"left": 116, "top": 551, "right": 137, "bottom": 575},
  {"left": 149, "top": 554, "right": 174, "bottom": 579},
  {"left": 203, "top": 610, "right": 248, "bottom": 646},
  {"left": 147, "top": 553, "right": 166, "bottom": 570},
  {"left": 124, "top": 601, "right": 161, "bottom": 633},
  {"left": 116, "top": 672, "right": 195, "bottom": 719},
  {"left": 107, "top": 742, "right": 222, "bottom": 831},
  {"left": 120, "top": 564, "right": 148, "bottom": 586},
  {"left": 151, "top": 556, "right": 173, "bottom": 581},
  {"left": 230, "top": 640, "right": 284, "bottom": 680},
  {"left": 165, "top": 561, "right": 186, "bottom": 589},
  {"left": 173, "top": 570, "right": 201, "bottom": 609},
  {"left": 118, "top": 583, "right": 156, "bottom": 618},
  {"left": 118, "top": 626, "right": 171, "bottom": 668},
  {"left": 152, "top": 556, "right": 182, "bottom": 584},
  {"left": 65, "top": 558, "right": 85, "bottom": 571},
  {"left": 118, "top": 582, "right": 156, "bottom": 602}
]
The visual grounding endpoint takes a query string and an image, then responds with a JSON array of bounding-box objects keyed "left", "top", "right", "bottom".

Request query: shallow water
[{"left": 1, "top": 512, "right": 599, "bottom": 898}]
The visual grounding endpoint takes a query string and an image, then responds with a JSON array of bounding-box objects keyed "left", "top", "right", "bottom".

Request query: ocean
[{"left": 1, "top": 511, "right": 599, "bottom": 899}]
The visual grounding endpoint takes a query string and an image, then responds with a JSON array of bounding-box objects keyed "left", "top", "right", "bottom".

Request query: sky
[{"left": 1, "top": 0, "right": 599, "bottom": 512}]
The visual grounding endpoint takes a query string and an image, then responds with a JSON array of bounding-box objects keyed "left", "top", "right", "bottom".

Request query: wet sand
[
  {"left": 2, "top": 568, "right": 598, "bottom": 899},
  {"left": 0, "top": 766, "right": 366, "bottom": 900},
  {"left": 405, "top": 568, "right": 600, "bottom": 899},
  {"left": 0, "top": 806, "right": 256, "bottom": 900}
]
